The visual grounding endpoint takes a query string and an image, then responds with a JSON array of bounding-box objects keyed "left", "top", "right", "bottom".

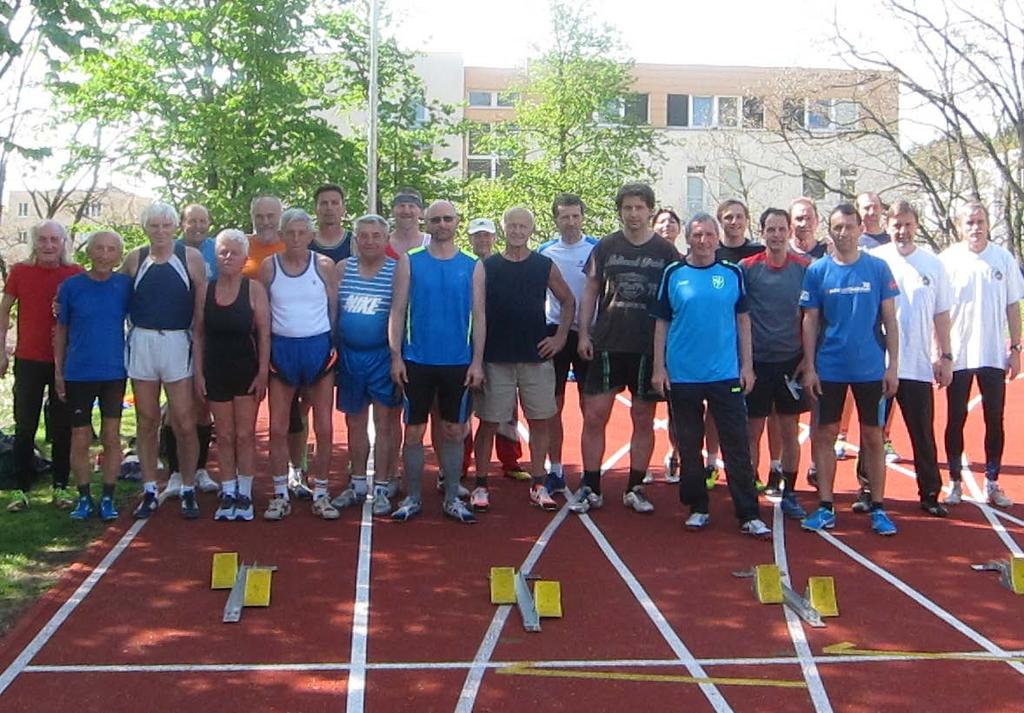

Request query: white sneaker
[
  {"left": 623, "top": 486, "right": 654, "bottom": 513},
  {"left": 331, "top": 488, "right": 361, "bottom": 510},
  {"left": 987, "top": 483, "right": 1014, "bottom": 508},
  {"left": 371, "top": 485, "right": 391, "bottom": 516},
  {"left": 642, "top": 470, "right": 655, "bottom": 485},
  {"left": 195, "top": 468, "right": 220, "bottom": 493},
  {"left": 569, "top": 486, "right": 603, "bottom": 514},
  {"left": 946, "top": 481, "right": 963, "bottom": 505},
  {"left": 685, "top": 512, "right": 710, "bottom": 530},
  {"left": 437, "top": 477, "right": 470, "bottom": 499},
  {"left": 159, "top": 472, "right": 183, "bottom": 503},
  {"left": 740, "top": 518, "right": 771, "bottom": 538}
]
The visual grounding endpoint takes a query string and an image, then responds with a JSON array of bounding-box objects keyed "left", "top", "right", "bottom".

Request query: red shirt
[{"left": 4, "top": 262, "right": 84, "bottom": 362}]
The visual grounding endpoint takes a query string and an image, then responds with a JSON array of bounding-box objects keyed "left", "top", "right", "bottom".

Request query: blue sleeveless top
[
  {"left": 403, "top": 247, "right": 477, "bottom": 366},
  {"left": 130, "top": 242, "right": 193, "bottom": 330},
  {"left": 337, "top": 258, "right": 395, "bottom": 350}
]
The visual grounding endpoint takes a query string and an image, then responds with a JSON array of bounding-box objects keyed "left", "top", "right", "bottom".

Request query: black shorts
[
  {"left": 580, "top": 351, "right": 663, "bottom": 402},
  {"left": 745, "top": 356, "right": 809, "bottom": 419},
  {"left": 403, "top": 362, "right": 471, "bottom": 426},
  {"left": 205, "top": 351, "right": 258, "bottom": 403},
  {"left": 65, "top": 379, "right": 126, "bottom": 428},
  {"left": 547, "top": 325, "right": 590, "bottom": 397},
  {"left": 817, "top": 381, "right": 885, "bottom": 427}
]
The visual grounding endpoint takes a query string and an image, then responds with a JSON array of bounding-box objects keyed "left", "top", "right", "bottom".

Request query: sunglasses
[{"left": 428, "top": 215, "right": 457, "bottom": 224}]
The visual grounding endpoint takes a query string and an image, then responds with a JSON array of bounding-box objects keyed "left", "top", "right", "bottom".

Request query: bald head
[
  {"left": 425, "top": 200, "right": 459, "bottom": 243},
  {"left": 856, "top": 192, "right": 884, "bottom": 234},
  {"left": 182, "top": 203, "right": 211, "bottom": 245}
]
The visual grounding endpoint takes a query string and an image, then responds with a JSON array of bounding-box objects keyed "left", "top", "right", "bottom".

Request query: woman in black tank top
[{"left": 194, "top": 229, "right": 271, "bottom": 521}]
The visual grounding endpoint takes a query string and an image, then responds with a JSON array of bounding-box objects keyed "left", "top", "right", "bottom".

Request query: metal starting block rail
[
  {"left": 971, "top": 558, "right": 1024, "bottom": 595},
  {"left": 211, "top": 552, "right": 278, "bottom": 623},
  {"left": 734, "top": 564, "right": 838, "bottom": 628}
]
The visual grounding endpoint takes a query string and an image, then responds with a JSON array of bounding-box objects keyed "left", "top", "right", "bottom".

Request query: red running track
[{"left": 2, "top": 380, "right": 1024, "bottom": 712}]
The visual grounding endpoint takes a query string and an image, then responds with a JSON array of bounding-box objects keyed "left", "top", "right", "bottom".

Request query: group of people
[{"left": 2, "top": 181, "right": 1020, "bottom": 538}]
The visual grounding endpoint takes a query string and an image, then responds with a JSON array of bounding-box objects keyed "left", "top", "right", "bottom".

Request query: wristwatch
[
  {"left": 1011, "top": 344, "right": 1023, "bottom": 353},
  {"left": 940, "top": 353, "right": 954, "bottom": 361}
]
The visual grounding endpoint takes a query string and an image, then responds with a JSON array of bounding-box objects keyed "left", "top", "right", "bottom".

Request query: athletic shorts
[
  {"left": 817, "top": 381, "right": 885, "bottom": 427},
  {"left": 205, "top": 344, "right": 258, "bottom": 403},
  {"left": 337, "top": 346, "right": 400, "bottom": 414},
  {"left": 270, "top": 332, "right": 337, "bottom": 388},
  {"left": 403, "top": 361, "right": 471, "bottom": 426},
  {"left": 126, "top": 328, "right": 192, "bottom": 383},
  {"left": 580, "top": 351, "right": 663, "bottom": 402},
  {"left": 548, "top": 325, "right": 590, "bottom": 396},
  {"left": 745, "top": 356, "right": 809, "bottom": 419},
  {"left": 65, "top": 379, "right": 126, "bottom": 427},
  {"left": 476, "top": 361, "right": 557, "bottom": 422}
]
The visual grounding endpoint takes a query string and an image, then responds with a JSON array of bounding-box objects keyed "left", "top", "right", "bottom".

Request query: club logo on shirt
[
  {"left": 920, "top": 275, "right": 931, "bottom": 286},
  {"left": 711, "top": 275, "right": 725, "bottom": 289},
  {"left": 992, "top": 269, "right": 1004, "bottom": 280},
  {"left": 343, "top": 294, "right": 385, "bottom": 315}
]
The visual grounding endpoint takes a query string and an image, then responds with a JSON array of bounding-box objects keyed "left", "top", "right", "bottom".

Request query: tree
[{"left": 463, "top": 0, "right": 664, "bottom": 237}]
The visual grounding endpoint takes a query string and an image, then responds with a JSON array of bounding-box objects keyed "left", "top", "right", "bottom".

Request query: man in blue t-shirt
[
  {"left": 54, "top": 231, "right": 132, "bottom": 522},
  {"left": 650, "top": 213, "right": 769, "bottom": 538},
  {"left": 799, "top": 203, "right": 900, "bottom": 536}
]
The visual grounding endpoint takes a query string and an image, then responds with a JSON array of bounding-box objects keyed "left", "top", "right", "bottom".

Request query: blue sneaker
[
  {"left": 70, "top": 495, "right": 95, "bottom": 521},
  {"left": 870, "top": 508, "right": 897, "bottom": 536},
  {"left": 99, "top": 496, "right": 119, "bottom": 522},
  {"left": 391, "top": 496, "right": 422, "bottom": 522},
  {"left": 801, "top": 506, "right": 836, "bottom": 531},
  {"left": 133, "top": 490, "right": 158, "bottom": 519},
  {"left": 180, "top": 490, "right": 200, "bottom": 520},
  {"left": 544, "top": 472, "right": 566, "bottom": 495},
  {"left": 780, "top": 493, "right": 806, "bottom": 519},
  {"left": 444, "top": 498, "right": 477, "bottom": 524}
]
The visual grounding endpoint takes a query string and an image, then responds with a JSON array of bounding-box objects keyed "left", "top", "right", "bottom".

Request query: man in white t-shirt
[
  {"left": 939, "top": 201, "right": 1023, "bottom": 508},
  {"left": 873, "top": 200, "right": 953, "bottom": 516},
  {"left": 537, "top": 193, "right": 598, "bottom": 494}
]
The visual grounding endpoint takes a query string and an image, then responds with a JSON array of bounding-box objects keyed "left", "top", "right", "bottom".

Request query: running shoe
[
  {"left": 834, "top": 440, "right": 847, "bottom": 460},
  {"left": 684, "top": 512, "right": 710, "bottom": 530},
  {"left": 436, "top": 478, "right": 470, "bottom": 498},
  {"left": 52, "top": 486, "right": 76, "bottom": 510},
  {"left": 161, "top": 471, "right": 183, "bottom": 501},
  {"left": 70, "top": 495, "right": 95, "bottom": 521},
  {"left": 214, "top": 492, "right": 236, "bottom": 521},
  {"left": 195, "top": 468, "right": 220, "bottom": 493},
  {"left": 764, "top": 465, "right": 783, "bottom": 497},
  {"left": 920, "top": 497, "right": 948, "bottom": 518},
  {"left": 987, "top": 483, "right": 1014, "bottom": 508},
  {"left": 312, "top": 495, "right": 340, "bottom": 520},
  {"left": 391, "top": 496, "right": 422, "bottom": 522},
  {"left": 372, "top": 485, "right": 391, "bottom": 516},
  {"left": 780, "top": 492, "right": 806, "bottom": 519},
  {"left": 945, "top": 480, "right": 963, "bottom": 505},
  {"left": 800, "top": 507, "right": 836, "bottom": 531},
  {"left": 883, "top": 441, "right": 900, "bottom": 463},
  {"left": 331, "top": 488, "right": 361, "bottom": 510},
  {"left": 740, "top": 518, "right": 771, "bottom": 539},
  {"left": 385, "top": 478, "right": 400, "bottom": 500},
  {"left": 99, "top": 496, "right": 119, "bottom": 522},
  {"left": 665, "top": 456, "right": 680, "bottom": 484},
  {"left": 133, "top": 490, "right": 158, "bottom": 519},
  {"left": 119, "top": 455, "right": 142, "bottom": 481},
  {"left": 806, "top": 464, "right": 818, "bottom": 488},
  {"left": 470, "top": 486, "right": 490, "bottom": 512},
  {"left": 503, "top": 467, "right": 532, "bottom": 482},
  {"left": 530, "top": 484, "right": 558, "bottom": 511},
  {"left": 870, "top": 508, "right": 897, "bottom": 536},
  {"left": 443, "top": 498, "right": 477, "bottom": 523},
  {"left": 6, "top": 489, "right": 29, "bottom": 513},
  {"left": 851, "top": 490, "right": 873, "bottom": 514},
  {"left": 544, "top": 471, "right": 567, "bottom": 495},
  {"left": 263, "top": 496, "right": 292, "bottom": 521},
  {"left": 622, "top": 486, "right": 654, "bottom": 514},
  {"left": 569, "top": 486, "right": 603, "bottom": 514},
  {"left": 704, "top": 465, "right": 719, "bottom": 490},
  {"left": 288, "top": 467, "right": 313, "bottom": 500},
  {"left": 642, "top": 470, "right": 655, "bottom": 485},
  {"left": 232, "top": 494, "right": 254, "bottom": 521},
  {"left": 180, "top": 490, "right": 200, "bottom": 520}
]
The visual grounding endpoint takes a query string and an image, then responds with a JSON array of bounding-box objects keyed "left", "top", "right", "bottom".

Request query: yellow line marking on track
[
  {"left": 824, "top": 642, "right": 1024, "bottom": 663},
  {"left": 496, "top": 663, "right": 808, "bottom": 689}
]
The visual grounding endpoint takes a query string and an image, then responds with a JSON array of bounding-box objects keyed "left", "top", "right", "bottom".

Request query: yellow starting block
[
  {"left": 490, "top": 567, "right": 517, "bottom": 604},
  {"left": 806, "top": 576, "right": 839, "bottom": 617},
  {"left": 489, "top": 567, "right": 563, "bottom": 631},
  {"left": 244, "top": 567, "right": 274, "bottom": 607},
  {"left": 971, "top": 557, "right": 1024, "bottom": 595},
  {"left": 211, "top": 552, "right": 239, "bottom": 590},
  {"left": 534, "top": 581, "right": 562, "bottom": 618},
  {"left": 754, "top": 564, "right": 784, "bottom": 604}
]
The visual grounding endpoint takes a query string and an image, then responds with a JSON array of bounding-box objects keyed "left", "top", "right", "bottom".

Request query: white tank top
[{"left": 270, "top": 252, "right": 330, "bottom": 337}]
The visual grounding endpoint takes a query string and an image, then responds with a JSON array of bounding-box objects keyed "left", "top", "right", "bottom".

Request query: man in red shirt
[{"left": 1, "top": 220, "right": 84, "bottom": 511}]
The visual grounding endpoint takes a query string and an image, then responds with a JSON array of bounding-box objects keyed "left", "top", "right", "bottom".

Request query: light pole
[{"left": 367, "top": 0, "right": 380, "bottom": 214}]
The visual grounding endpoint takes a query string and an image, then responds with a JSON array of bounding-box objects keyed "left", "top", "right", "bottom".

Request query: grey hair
[
  {"left": 28, "top": 220, "right": 71, "bottom": 265},
  {"left": 354, "top": 213, "right": 389, "bottom": 232},
  {"left": 957, "top": 200, "right": 989, "bottom": 223},
  {"left": 502, "top": 205, "right": 535, "bottom": 226},
  {"left": 140, "top": 201, "right": 179, "bottom": 229},
  {"left": 684, "top": 212, "right": 720, "bottom": 239},
  {"left": 215, "top": 228, "right": 250, "bottom": 257},
  {"left": 182, "top": 203, "right": 210, "bottom": 220},
  {"left": 250, "top": 194, "right": 283, "bottom": 217},
  {"left": 280, "top": 207, "right": 316, "bottom": 232},
  {"left": 84, "top": 230, "right": 124, "bottom": 253}
]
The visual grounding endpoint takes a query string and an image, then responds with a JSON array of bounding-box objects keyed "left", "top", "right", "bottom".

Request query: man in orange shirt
[{"left": 242, "top": 195, "right": 285, "bottom": 278}]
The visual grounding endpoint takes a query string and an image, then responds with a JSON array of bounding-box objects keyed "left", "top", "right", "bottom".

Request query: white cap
[{"left": 468, "top": 218, "right": 496, "bottom": 234}]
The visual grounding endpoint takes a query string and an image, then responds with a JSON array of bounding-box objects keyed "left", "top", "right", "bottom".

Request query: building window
[
  {"left": 468, "top": 90, "right": 517, "bottom": 109},
  {"left": 667, "top": 94, "right": 689, "bottom": 127},
  {"left": 833, "top": 100, "right": 860, "bottom": 130},
  {"left": 17, "top": 230, "right": 27, "bottom": 241},
  {"left": 716, "top": 96, "right": 739, "bottom": 128},
  {"left": 783, "top": 98, "right": 806, "bottom": 131},
  {"left": 87, "top": 202, "right": 102, "bottom": 218},
  {"left": 802, "top": 168, "right": 827, "bottom": 201},
  {"left": 808, "top": 99, "right": 832, "bottom": 131},
  {"left": 468, "top": 91, "right": 493, "bottom": 107},
  {"left": 496, "top": 92, "right": 518, "bottom": 108},
  {"left": 840, "top": 168, "right": 858, "bottom": 196},
  {"left": 742, "top": 97, "right": 764, "bottom": 129},
  {"left": 691, "top": 96, "right": 713, "bottom": 127},
  {"left": 686, "top": 166, "right": 706, "bottom": 217},
  {"left": 466, "top": 123, "right": 512, "bottom": 180},
  {"left": 598, "top": 94, "right": 649, "bottom": 125},
  {"left": 17, "top": 202, "right": 29, "bottom": 217},
  {"left": 720, "top": 165, "right": 743, "bottom": 199}
]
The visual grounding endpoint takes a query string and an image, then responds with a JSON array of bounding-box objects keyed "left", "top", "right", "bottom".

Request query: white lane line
[
  {"left": 0, "top": 519, "right": 148, "bottom": 695},
  {"left": 576, "top": 514, "right": 733, "bottom": 712},
  {"left": 959, "top": 469, "right": 1023, "bottom": 557},
  {"left": 817, "top": 530, "right": 1024, "bottom": 676},
  {"left": 346, "top": 497, "right": 374, "bottom": 713}
]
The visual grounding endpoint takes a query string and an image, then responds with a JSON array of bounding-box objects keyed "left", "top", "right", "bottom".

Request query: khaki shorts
[{"left": 477, "top": 361, "right": 556, "bottom": 423}]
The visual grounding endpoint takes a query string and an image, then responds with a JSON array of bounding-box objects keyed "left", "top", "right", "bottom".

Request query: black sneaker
[
  {"left": 920, "top": 498, "right": 948, "bottom": 518},
  {"left": 851, "top": 490, "right": 872, "bottom": 514},
  {"left": 181, "top": 490, "right": 200, "bottom": 520},
  {"left": 133, "top": 491, "right": 158, "bottom": 519}
]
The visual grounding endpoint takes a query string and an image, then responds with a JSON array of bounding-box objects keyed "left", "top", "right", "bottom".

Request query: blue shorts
[
  {"left": 337, "top": 346, "right": 400, "bottom": 413},
  {"left": 270, "top": 332, "right": 336, "bottom": 388}
]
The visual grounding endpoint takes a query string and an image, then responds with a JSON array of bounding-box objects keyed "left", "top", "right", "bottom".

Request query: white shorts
[
  {"left": 126, "top": 328, "right": 193, "bottom": 382},
  {"left": 476, "top": 361, "right": 556, "bottom": 423}
]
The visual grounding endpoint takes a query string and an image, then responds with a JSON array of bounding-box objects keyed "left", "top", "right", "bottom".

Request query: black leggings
[
  {"left": 13, "top": 358, "right": 70, "bottom": 490},
  {"left": 944, "top": 367, "right": 1005, "bottom": 480}
]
